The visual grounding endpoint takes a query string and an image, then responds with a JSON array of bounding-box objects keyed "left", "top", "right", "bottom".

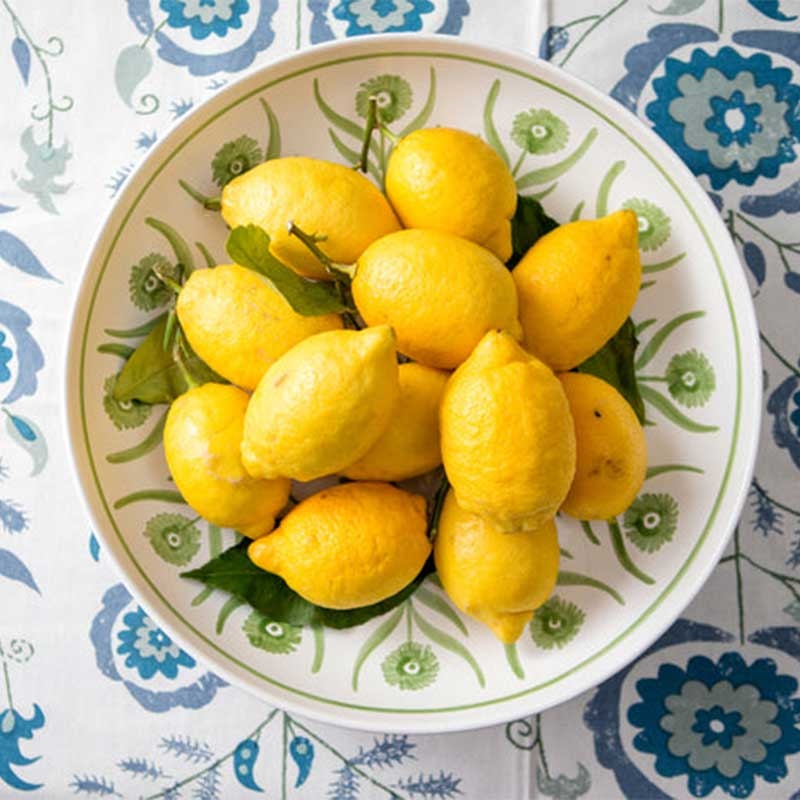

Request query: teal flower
[
  {"left": 622, "top": 198, "right": 671, "bottom": 251},
  {"left": 646, "top": 47, "right": 800, "bottom": 189},
  {"left": 144, "top": 513, "right": 200, "bottom": 566},
  {"left": 129, "top": 253, "right": 177, "bottom": 310},
  {"left": 666, "top": 350, "right": 716, "bottom": 408},
  {"left": 355, "top": 75, "right": 412, "bottom": 124},
  {"left": 160, "top": 0, "right": 250, "bottom": 40},
  {"left": 623, "top": 493, "right": 679, "bottom": 553},
  {"left": 511, "top": 109, "right": 569, "bottom": 154},
  {"left": 242, "top": 611, "right": 302, "bottom": 654},
  {"left": 530, "top": 596, "right": 585, "bottom": 650},
  {"left": 102, "top": 375, "right": 151, "bottom": 430},
  {"left": 211, "top": 135, "right": 262, "bottom": 187},
  {"left": 381, "top": 642, "right": 438, "bottom": 690},
  {"left": 117, "top": 606, "right": 195, "bottom": 679}
]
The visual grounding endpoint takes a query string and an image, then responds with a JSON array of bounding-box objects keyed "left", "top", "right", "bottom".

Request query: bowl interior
[{"left": 66, "top": 35, "right": 760, "bottom": 733}]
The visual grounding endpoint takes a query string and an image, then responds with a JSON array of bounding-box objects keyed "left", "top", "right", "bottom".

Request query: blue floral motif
[
  {"left": 767, "top": 374, "right": 800, "bottom": 470},
  {"left": 0, "top": 705, "right": 45, "bottom": 792},
  {"left": 127, "top": 0, "right": 278, "bottom": 76},
  {"left": 646, "top": 46, "right": 800, "bottom": 189},
  {"left": 160, "top": 0, "right": 250, "bottom": 40},
  {"left": 332, "top": 0, "right": 434, "bottom": 35},
  {"left": 90, "top": 583, "right": 225, "bottom": 712},
  {"left": 308, "top": 0, "right": 469, "bottom": 43},
  {"left": 117, "top": 607, "right": 196, "bottom": 679},
  {"left": 629, "top": 652, "right": 800, "bottom": 796},
  {"left": 0, "top": 332, "right": 11, "bottom": 384},
  {"left": 0, "top": 299, "right": 44, "bottom": 405}
]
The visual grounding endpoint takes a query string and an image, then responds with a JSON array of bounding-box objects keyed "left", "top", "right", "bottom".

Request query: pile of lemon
[{"left": 163, "top": 126, "right": 645, "bottom": 644}]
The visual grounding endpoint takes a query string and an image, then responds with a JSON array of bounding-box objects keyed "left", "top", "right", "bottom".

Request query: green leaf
[
  {"left": 351, "top": 605, "right": 404, "bottom": 690},
  {"left": 415, "top": 586, "right": 468, "bottom": 635},
  {"left": 112, "top": 317, "right": 224, "bottom": 404},
  {"left": 507, "top": 195, "right": 559, "bottom": 268},
  {"left": 398, "top": 67, "right": 436, "bottom": 139},
  {"left": 639, "top": 384, "right": 719, "bottom": 433},
  {"left": 576, "top": 317, "right": 646, "bottom": 423},
  {"left": 635, "top": 310, "right": 705, "bottom": 370},
  {"left": 106, "top": 409, "right": 168, "bottom": 464},
  {"left": 516, "top": 128, "right": 598, "bottom": 189},
  {"left": 260, "top": 97, "right": 281, "bottom": 161},
  {"left": 504, "top": 642, "right": 525, "bottom": 680},
  {"left": 557, "top": 570, "right": 625, "bottom": 605},
  {"left": 412, "top": 606, "right": 485, "bottom": 687},
  {"left": 182, "top": 542, "right": 433, "bottom": 630},
  {"left": 483, "top": 79, "right": 510, "bottom": 167},
  {"left": 145, "top": 216, "right": 196, "bottom": 275},
  {"left": 225, "top": 225, "right": 347, "bottom": 316}
]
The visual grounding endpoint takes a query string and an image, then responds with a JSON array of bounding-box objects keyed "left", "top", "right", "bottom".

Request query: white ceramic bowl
[{"left": 65, "top": 34, "right": 760, "bottom": 733}]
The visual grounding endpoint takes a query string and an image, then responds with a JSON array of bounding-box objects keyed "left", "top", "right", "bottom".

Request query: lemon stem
[
  {"left": 286, "top": 221, "right": 356, "bottom": 279},
  {"left": 178, "top": 178, "right": 222, "bottom": 211},
  {"left": 427, "top": 473, "right": 450, "bottom": 542},
  {"left": 172, "top": 331, "right": 201, "bottom": 391}
]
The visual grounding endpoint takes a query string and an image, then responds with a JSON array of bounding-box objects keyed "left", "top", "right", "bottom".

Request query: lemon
[
  {"left": 353, "top": 229, "right": 522, "bottom": 369},
  {"left": 343, "top": 362, "right": 449, "bottom": 481},
  {"left": 164, "top": 384, "right": 290, "bottom": 538},
  {"left": 440, "top": 330, "right": 576, "bottom": 532},
  {"left": 386, "top": 128, "right": 517, "bottom": 260},
  {"left": 221, "top": 156, "right": 400, "bottom": 280},
  {"left": 559, "top": 372, "right": 647, "bottom": 520},
  {"left": 512, "top": 210, "right": 641, "bottom": 370},
  {"left": 241, "top": 325, "right": 399, "bottom": 481},
  {"left": 434, "top": 491, "right": 559, "bottom": 643},
  {"left": 249, "top": 482, "right": 430, "bottom": 609},
  {"left": 176, "top": 263, "right": 342, "bottom": 391}
]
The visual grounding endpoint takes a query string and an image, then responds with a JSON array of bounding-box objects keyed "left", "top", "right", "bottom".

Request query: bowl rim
[{"left": 63, "top": 32, "right": 762, "bottom": 733}]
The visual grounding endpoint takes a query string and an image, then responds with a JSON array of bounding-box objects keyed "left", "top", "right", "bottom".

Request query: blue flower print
[
  {"left": 0, "top": 299, "right": 44, "bottom": 406},
  {"left": 160, "top": 0, "right": 250, "bottom": 40},
  {"left": 0, "top": 332, "right": 11, "bottom": 385},
  {"left": 646, "top": 47, "right": 800, "bottom": 190},
  {"left": 767, "top": 375, "right": 800, "bottom": 470},
  {"left": 706, "top": 90, "right": 761, "bottom": 148},
  {"left": 117, "top": 607, "right": 196, "bottom": 679},
  {"left": 91, "top": 584, "right": 225, "bottom": 712},
  {"left": 128, "top": 0, "right": 277, "bottom": 76},
  {"left": 628, "top": 652, "right": 800, "bottom": 797},
  {"left": 333, "top": 0, "right": 435, "bottom": 35}
]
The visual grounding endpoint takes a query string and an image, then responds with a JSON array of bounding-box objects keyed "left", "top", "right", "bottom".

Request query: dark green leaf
[
  {"left": 182, "top": 541, "right": 433, "bottom": 630},
  {"left": 226, "top": 225, "right": 348, "bottom": 316},
  {"left": 576, "top": 317, "right": 645, "bottom": 423},
  {"left": 507, "top": 195, "right": 559, "bottom": 268},
  {"left": 113, "top": 317, "right": 224, "bottom": 404}
]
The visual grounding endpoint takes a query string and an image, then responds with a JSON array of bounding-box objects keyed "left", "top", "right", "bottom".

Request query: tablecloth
[{"left": 1, "top": 1, "right": 799, "bottom": 798}]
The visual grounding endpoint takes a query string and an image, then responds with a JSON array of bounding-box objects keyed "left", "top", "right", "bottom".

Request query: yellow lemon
[
  {"left": 434, "top": 491, "right": 559, "bottom": 643},
  {"left": 249, "top": 482, "right": 430, "bottom": 609},
  {"left": 343, "top": 362, "right": 449, "bottom": 481},
  {"left": 559, "top": 372, "right": 647, "bottom": 520},
  {"left": 353, "top": 229, "right": 522, "bottom": 369},
  {"left": 386, "top": 128, "right": 517, "bottom": 260},
  {"left": 164, "top": 384, "right": 290, "bottom": 539},
  {"left": 176, "top": 263, "right": 342, "bottom": 391},
  {"left": 512, "top": 210, "right": 641, "bottom": 370},
  {"left": 221, "top": 157, "right": 400, "bottom": 280},
  {"left": 440, "top": 330, "right": 576, "bottom": 532},
  {"left": 241, "top": 325, "right": 399, "bottom": 481}
]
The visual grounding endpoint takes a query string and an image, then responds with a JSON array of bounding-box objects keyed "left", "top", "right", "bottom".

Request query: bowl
[{"left": 65, "top": 34, "right": 760, "bottom": 733}]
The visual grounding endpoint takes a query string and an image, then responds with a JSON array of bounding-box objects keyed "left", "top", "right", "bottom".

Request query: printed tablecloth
[{"left": 1, "top": 1, "right": 799, "bottom": 797}]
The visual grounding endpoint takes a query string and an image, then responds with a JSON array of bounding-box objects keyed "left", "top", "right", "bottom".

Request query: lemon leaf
[
  {"left": 507, "top": 195, "right": 559, "bottom": 268},
  {"left": 226, "top": 225, "right": 348, "bottom": 316},
  {"left": 182, "top": 541, "right": 433, "bottom": 629},
  {"left": 576, "top": 317, "right": 646, "bottom": 424},
  {"left": 113, "top": 317, "right": 224, "bottom": 405}
]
